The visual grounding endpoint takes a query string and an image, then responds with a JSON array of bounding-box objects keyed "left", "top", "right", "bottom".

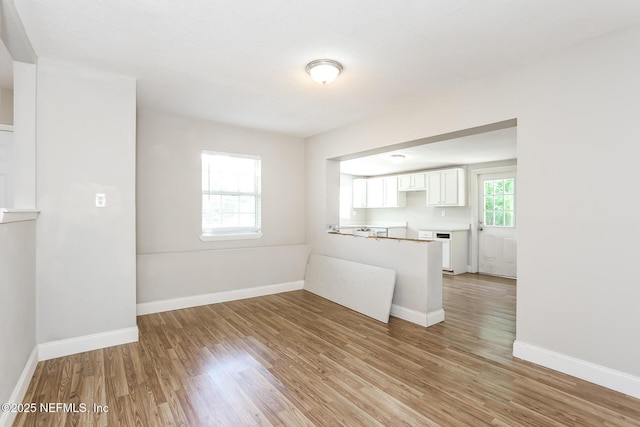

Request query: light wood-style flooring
[{"left": 15, "top": 274, "right": 640, "bottom": 426}]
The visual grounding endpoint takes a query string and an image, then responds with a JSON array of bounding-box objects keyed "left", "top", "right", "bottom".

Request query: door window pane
[
  {"left": 484, "top": 181, "right": 494, "bottom": 196},
  {"left": 482, "top": 178, "right": 515, "bottom": 228},
  {"left": 485, "top": 211, "right": 494, "bottom": 226},
  {"left": 505, "top": 211, "right": 514, "bottom": 227}
]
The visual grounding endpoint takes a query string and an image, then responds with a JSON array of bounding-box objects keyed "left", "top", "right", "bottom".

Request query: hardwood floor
[{"left": 15, "top": 274, "right": 640, "bottom": 426}]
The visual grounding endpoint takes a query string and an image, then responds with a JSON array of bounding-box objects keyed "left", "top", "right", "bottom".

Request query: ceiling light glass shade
[{"left": 306, "top": 59, "right": 343, "bottom": 84}]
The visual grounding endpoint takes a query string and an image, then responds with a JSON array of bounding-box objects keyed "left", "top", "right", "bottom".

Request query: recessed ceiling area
[
  {"left": 340, "top": 127, "right": 517, "bottom": 176},
  {"left": 11, "top": 1, "right": 640, "bottom": 136}
]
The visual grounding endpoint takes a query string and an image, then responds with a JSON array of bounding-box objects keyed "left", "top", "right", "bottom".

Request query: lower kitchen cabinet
[{"left": 418, "top": 229, "right": 468, "bottom": 274}]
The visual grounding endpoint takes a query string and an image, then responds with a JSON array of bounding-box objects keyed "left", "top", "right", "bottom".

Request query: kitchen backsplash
[{"left": 353, "top": 191, "right": 471, "bottom": 239}]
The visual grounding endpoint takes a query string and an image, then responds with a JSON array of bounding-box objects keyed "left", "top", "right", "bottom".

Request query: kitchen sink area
[{"left": 337, "top": 222, "right": 408, "bottom": 238}]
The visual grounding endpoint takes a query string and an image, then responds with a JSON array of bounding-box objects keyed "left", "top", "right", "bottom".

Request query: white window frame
[{"left": 200, "top": 150, "right": 262, "bottom": 241}]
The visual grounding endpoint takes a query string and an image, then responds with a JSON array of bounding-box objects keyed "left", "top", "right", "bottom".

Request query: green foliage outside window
[{"left": 483, "top": 178, "right": 515, "bottom": 227}]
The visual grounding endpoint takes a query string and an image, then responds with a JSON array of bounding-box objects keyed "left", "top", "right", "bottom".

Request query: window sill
[
  {"left": 0, "top": 209, "right": 40, "bottom": 224},
  {"left": 199, "top": 232, "right": 263, "bottom": 242}
]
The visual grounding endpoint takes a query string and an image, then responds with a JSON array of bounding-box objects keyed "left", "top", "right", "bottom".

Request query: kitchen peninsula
[{"left": 325, "top": 229, "right": 444, "bottom": 327}]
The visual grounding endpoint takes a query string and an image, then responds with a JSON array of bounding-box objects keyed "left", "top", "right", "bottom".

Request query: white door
[
  {"left": 0, "top": 130, "right": 13, "bottom": 208},
  {"left": 478, "top": 171, "right": 517, "bottom": 278}
]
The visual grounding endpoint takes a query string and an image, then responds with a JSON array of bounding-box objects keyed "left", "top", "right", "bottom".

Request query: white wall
[
  {"left": 307, "top": 26, "right": 640, "bottom": 394},
  {"left": 35, "top": 58, "right": 137, "bottom": 343},
  {"left": 0, "top": 88, "right": 13, "bottom": 124},
  {"left": 0, "top": 221, "right": 35, "bottom": 405},
  {"left": 13, "top": 61, "right": 37, "bottom": 209},
  {"left": 136, "top": 111, "right": 308, "bottom": 304}
]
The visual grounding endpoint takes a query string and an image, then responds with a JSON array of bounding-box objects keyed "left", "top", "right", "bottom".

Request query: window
[
  {"left": 201, "top": 151, "right": 261, "bottom": 240},
  {"left": 483, "top": 178, "right": 515, "bottom": 227}
]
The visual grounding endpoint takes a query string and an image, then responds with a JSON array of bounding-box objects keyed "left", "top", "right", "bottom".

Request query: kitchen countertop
[
  {"left": 329, "top": 232, "right": 429, "bottom": 242},
  {"left": 420, "top": 223, "right": 470, "bottom": 232},
  {"left": 339, "top": 221, "right": 407, "bottom": 229}
]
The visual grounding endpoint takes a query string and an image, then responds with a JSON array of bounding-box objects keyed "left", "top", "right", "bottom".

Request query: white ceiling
[
  {"left": 11, "top": 1, "right": 640, "bottom": 137},
  {"left": 340, "top": 127, "right": 517, "bottom": 176}
]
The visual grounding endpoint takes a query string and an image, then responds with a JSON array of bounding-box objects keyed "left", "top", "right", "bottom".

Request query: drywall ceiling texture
[
  {"left": 13, "top": 0, "right": 640, "bottom": 136},
  {"left": 306, "top": 26, "right": 640, "bottom": 397}
]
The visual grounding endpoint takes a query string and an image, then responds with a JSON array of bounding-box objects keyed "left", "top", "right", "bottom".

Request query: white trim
[
  {"left": 513, "top": 340, "right": 640, "bottom": 399},
  {"left": 0, "top": 124, "right": 14, "bottom": 132},
  {"left": 38, "top": 327, "right": 139, "bottom": 361},
  {"left": 391, "top": 304, "right": 427, "bottom": 326},
  {"left": 0, "top": 209, "right": 39, "bottom": 224},
  {"left": 390, "top": 305, "right": 445, "bottom": 327},
  {"left": 199, "top": 232, "right": 263, "bottom": 241},
  {"left": 469, "top": 165, "right": 517, "bottom": 273},
  {"left": 426, "top": 308, "right": 445, "bottom": 326},
  {"left": 0, "top": 347, "right": 38, "bottom": 427},
  {"left": 136, "top": 280, "right": 305, "bottom": 315}
]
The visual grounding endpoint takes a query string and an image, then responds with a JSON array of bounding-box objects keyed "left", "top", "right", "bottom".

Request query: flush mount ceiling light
[
  {"left": 305, "top": 59, "right": 343, "bottom": 85},
  {"left": 390, "top": 154, "right": 406, "bottom": 162}
]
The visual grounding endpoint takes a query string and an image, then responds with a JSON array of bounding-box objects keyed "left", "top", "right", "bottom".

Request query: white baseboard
[
  {"left": 0, "top": 347, "right": 38, "bottom": 427},
  {"left": 427, "top": 308, "right": 445, "bottom": 326},
  {"left": 513, "top": 340, "right": 640, "bottom": 399},
  {"left": 136, "top": 280, "right": 305, "bottom": 316},
  {"left": 391, "top": 305, "right": 427, "bottom": 326},
  {"left": 38, "top": 327, "right": 139, "bottom": 361},
  {"left": 391, "top": 305, "right": 445, "bottom": 327}
]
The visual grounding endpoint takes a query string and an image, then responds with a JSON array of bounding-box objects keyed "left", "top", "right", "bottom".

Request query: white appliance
[{"left": 353, "top": 227, "right": 388, "bottom": 238}]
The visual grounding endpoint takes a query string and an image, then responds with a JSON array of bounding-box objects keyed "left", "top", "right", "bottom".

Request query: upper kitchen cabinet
[
  {"left": 352, "top": 178, "right": 367, "bottom": 208},
  {"left": 384, "top": 176, "right": 406, "bottom": 207},
  {"left": 426, "top": 168, "right": 466, "bottom": 206},
  {"left": 367, "top": 176, "right": 406, "bottom": 208},
  {"left": 354, "top": 176, "right": 406, "bottom": 208},
  {"left": 398, "top": 173, "right": 426, "bottom": 191}
]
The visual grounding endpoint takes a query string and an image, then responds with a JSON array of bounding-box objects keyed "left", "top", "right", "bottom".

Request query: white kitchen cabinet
[
  {"left": 425, "top": 168, "right": 466, "bottom": 206},
  {"left": 418, "top": 228, "right": 468, "bottom": 274},
  {"left": 398, "top": 173, "right": 426, "bottom": 191},
  {"left": 352, "top": 178, "right": 367, "bottom": 208},
  {"left": 358, "top": 176, "right": 406, "bottom": 208},
  {"left": 366, "top": 177, "right": 384, "bottom": 207},
  {"left": 384, "top": 176, "right": 403, "bottom": 207}
]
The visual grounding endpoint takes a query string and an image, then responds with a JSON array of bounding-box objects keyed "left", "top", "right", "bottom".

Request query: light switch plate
[{"left": 95, "top": 193, "right": 106, "bottom": 208}]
